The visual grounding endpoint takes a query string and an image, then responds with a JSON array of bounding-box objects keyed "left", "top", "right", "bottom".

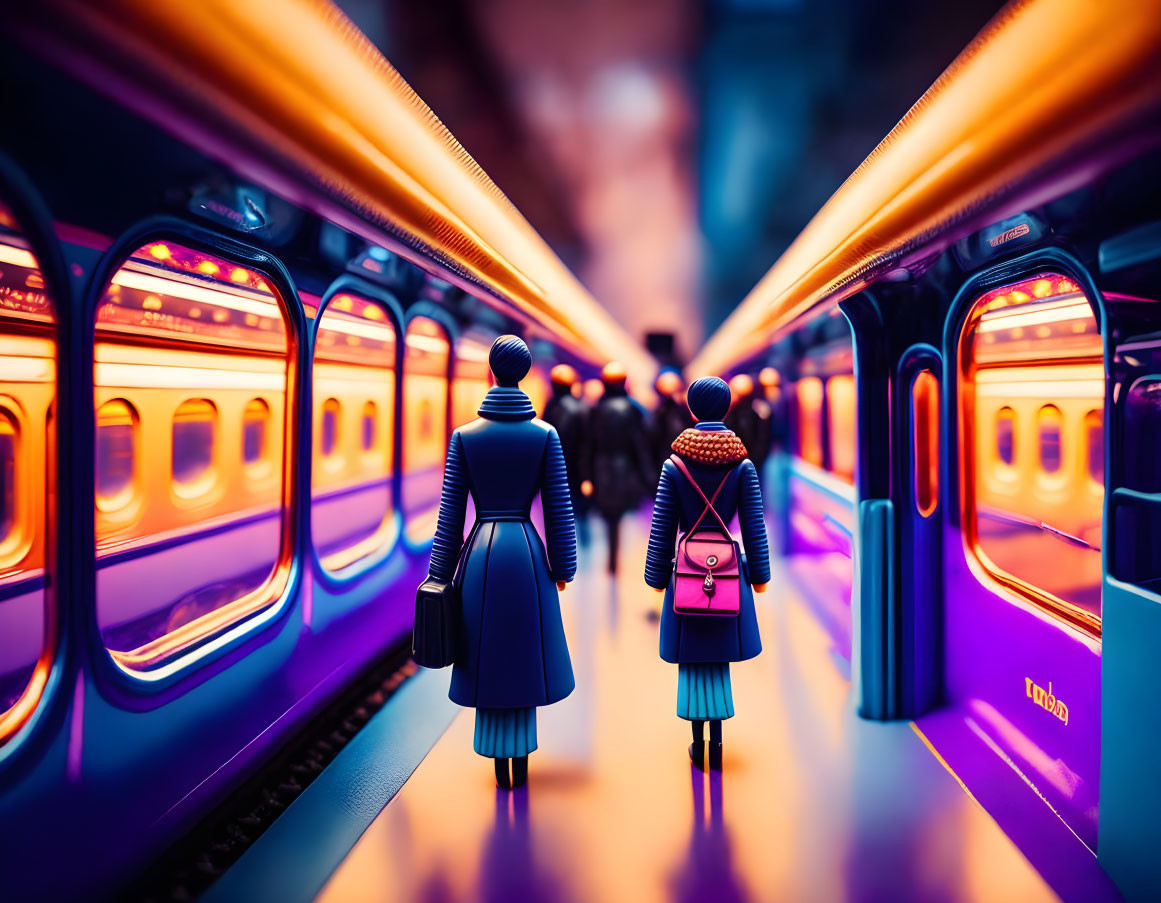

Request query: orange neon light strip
[
  {"left": 5, "top": 0, "right": 655, "bottom": 392},
  {"left": 693, "top": 0, "right": 1161, "bottom": 375}
]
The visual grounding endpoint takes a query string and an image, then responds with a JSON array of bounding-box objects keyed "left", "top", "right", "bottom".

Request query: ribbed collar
[
  {"left": 478, "top": 386, "right": 536, "bottom": 421},
  {"left": 695, "top": 421, "right": 728, "bottom": 431}
]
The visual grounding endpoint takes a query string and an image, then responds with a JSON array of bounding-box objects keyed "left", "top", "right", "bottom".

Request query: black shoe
[
  {"left": 512, "top": 755, "right": 528, "bottom": 787},
  {"left": 688, "top": 742, "right": 705, "bottom": 770},
  {"left": 708, "top": 742, "right": 723, "bottom": 771},
  {"left": 494, "top": 757, "right": 511, "bottom": 790}
]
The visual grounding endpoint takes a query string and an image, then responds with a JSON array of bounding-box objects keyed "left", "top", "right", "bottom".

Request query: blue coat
[
  {"left": 428, "top": 386, "right": 577, "bottom": 709},
  {"left": 645, "top": 423, "right": 770, "bottom": 664}
]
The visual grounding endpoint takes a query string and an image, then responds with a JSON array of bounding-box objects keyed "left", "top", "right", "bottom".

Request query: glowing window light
[
  {"left": 148, "top": 243, "right": 172, "bottom": 261},
  {"left": 96, "top": 399, "right": 138, "bottom": 510},
  {"left": 230, "top": 267, "right": 250, "bottom": 284},
  {"left": 405, "top": 333, "right": 451, "bottom": 354},
  {"left": 977, "top": 300, "right": 1093, "bottom": 333},
  {"left": 0, "top": 243, "right": 39, "bottom": 269},
  {"left": 110, "top": 268, "right": 282, "bottom": 320}
]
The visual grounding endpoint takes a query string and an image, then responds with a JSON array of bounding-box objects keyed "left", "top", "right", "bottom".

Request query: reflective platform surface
[{"left": 314, "top": 514, "right": 1059, "bottom": 903}]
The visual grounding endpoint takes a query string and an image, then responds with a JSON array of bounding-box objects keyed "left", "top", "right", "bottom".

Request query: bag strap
[{"left": 669, "top": 454, "right": 732, "bottom": 537}]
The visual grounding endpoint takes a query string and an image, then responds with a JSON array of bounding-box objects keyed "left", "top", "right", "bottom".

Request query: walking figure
[{"left": 644, "top": 376, "right": 770, "bottom": 770}]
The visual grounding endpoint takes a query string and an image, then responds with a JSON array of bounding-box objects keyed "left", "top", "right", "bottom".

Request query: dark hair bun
[
  {"left": 686, "top": 376, "right": 731, "bottom": 422},
  {"left": 489, "top": 335, "right": 532, "bottom": 386}
]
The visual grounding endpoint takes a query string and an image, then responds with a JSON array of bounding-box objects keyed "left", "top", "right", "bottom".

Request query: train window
[
  {"left": 1085, "top": 409, "right": 1103, "bottom": 485},
  {"left": 452, "top": 334, "right": 492, "bottom": 429},
  {"left": 0, "top": 409, "right": 17, "bottom": 543},
  {"left": 912, "top": 370, "right": 939, "bottom": 517},
  {"left": 962, "top": 272, "right": 1103, "bottom": 630},
  {"left": 243, "top": 398, "right": 271, "bottom": 468},
  {"left": 1038, "top": 404, "right": 1063, "bottom": 474},
  {"left": 96, "top": 399, "right": 138, "bottom": 510},
  {"left": 312, "top": 293, "right": 396, "bottom": 571},
  {"left": 403, "top": 316, "right": 450, "bottom": 545},
  {"left": 825, "top": 373, "right": 856, "bottom": 482},
  {"left": 320, "top": 398, "right": 341, "bottom": 459},
  {"left": 362, "top": 401, "right": 377, "bottom": 451},
  {"left": 172, "top": 399, "right": 217, "bottom": 495},
  {"left": 995, "top": 406, "right": 1016, "bottom": 467},
  {"left": 94, "top": 240, "right": 290, "bottom": 673},
  {"left": 795, "top": 377, "right": 824, "bottom": 468},
  {"left": 0, "top": 204, "right": 56, "bottom": 744}
]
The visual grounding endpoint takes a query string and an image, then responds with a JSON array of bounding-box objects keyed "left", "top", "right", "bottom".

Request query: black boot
[
  {"left": 494, "top": 757, "right": 511, "bottom": 790},
  {"left": 708, "top": 719, "right": 723, "bottom": 771},
  {"left": 606, "top": 516, "right": 621, "bottom": 574},
  {"left": 512, "top": 755, "right": 528, "bottom": 787},
  {"left": 688, "top": 719, "right": 705, "bottom": 770}
]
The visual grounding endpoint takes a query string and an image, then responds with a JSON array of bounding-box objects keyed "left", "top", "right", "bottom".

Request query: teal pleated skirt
[
  {"left": 474, "top": 706, "right": 538, "bottom": 757},
  {"left": 676, "top": 663, "right": 735, "bottom": 721}
]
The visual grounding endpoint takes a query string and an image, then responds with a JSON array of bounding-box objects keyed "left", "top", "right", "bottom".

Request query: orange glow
[
  {"left": 729, "top": 373, "right": 754, "bottom": 401},
  {"left": 912, "top": 370, "right": 939, "bottom": 518},
  {"left": 147, "top": 243, "right": 172, "bottom": 260},
  {"left": 196, "top": 259, "right": 220, "bottom": 276},
  {"left": 796, "top": 377, "right": 824, "bottom": 468},
  {"left": 229, "top": 267, "right": 250, "bottom": 284},
  {"left": 825, "top": 374, "right": 857, "bottom": 483},
  {"left": 758, "top": 366, "right": 781, "bottom": 388}
]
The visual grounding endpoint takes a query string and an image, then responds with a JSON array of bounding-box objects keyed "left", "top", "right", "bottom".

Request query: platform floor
[{"left": 308, "top": 514, "right": 1057, "bottom": 903}]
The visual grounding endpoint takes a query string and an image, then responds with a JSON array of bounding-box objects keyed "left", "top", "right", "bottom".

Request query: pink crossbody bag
[{"left": 669, "top": 455, "right": 742, "bottom": 617}]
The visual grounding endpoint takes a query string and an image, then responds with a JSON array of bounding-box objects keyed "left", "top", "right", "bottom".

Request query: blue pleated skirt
[
  {"left": 474, "top": 706, "right": 538, "bottom": 757},
  {"left": 676, "top": 663, "right": 735, "bottom": 721}
]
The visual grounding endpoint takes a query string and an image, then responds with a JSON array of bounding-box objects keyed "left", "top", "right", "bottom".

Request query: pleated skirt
[
  {"left": 676, "top": 662, "right": 735, "bottom": 721},
  {"left": 473, "top": 706, "right": 538, "bottom": 758}
]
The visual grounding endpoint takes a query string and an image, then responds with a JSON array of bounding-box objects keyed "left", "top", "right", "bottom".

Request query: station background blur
[{"left": 338, "top": 0, "right": 1001, "bottom": 367}]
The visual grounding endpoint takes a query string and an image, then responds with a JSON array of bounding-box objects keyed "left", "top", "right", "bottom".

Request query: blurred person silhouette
[
  {"left": 415, "top": 335, "right": 576, "bottom": 790},
  {"left": 541, "top": 363, "right": 591, "bottom": 542},
  {"left": 645, "top": 376, "right": 770, "bottom": 770},
  {"left": 725, "top": 373, "right": 773, "bottom": 474},
  {"left": 758, "top": 366, "right": 788, "bottom": 453},
  {"left": 581, "top": 361, "right": 654, "bottom": 574},
  {"left": 650, "top": 370, "right": 694, "bottom": 470}
]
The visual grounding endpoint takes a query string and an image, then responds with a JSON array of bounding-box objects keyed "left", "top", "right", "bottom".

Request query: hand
[
  {"left": 557, "top": 580, "right": 568, "bottom": 591},
  {"left": 752, "top": 582, "right": 768, "bottom": 594},
  {"left": 580, "top": 480, "right": 594, "bottom": 497}
]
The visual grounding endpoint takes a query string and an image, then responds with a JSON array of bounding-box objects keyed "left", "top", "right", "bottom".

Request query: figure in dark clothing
[
  {"left": 725, "top": 373, "right": 773, "bottom": 474},
  {"left": 650, "top": 370, "right": 694, "bottom": 471},
  {"left": 541, "top": 364, "right": 590, "bottom": 510},
  {"left": 424, "top": 335, "right": 577, "bottom": 789},
  {"left": 645, "top": 376, "right": 770, "bottom": 771},
  {"left": 581, "top": 362, "right": 654, "bottom": 574}
]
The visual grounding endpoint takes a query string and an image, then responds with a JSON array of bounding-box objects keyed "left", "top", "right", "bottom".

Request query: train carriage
[{"left": 693, "top": 0, "right": 1161, "bottom": 897}]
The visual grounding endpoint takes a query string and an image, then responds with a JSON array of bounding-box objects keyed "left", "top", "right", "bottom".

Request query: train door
[
  {"left": 898, "top": 348, "right": 942, "bottom": 717},
  {"left": 946, "top": 269, "right": 1103, "bottom": 849}
]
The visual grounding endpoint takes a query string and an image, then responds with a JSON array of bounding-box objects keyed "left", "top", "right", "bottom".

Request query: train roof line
[
  {"left": 5, "top": 0, "right": 656, "bottom": 387},
  {"left": 690, "top": 0, "right": 1161, "bottom": 377}
]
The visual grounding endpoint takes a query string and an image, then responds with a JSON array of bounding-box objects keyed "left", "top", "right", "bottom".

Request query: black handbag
[{"left": 413, "top": 575, "right": 461, "bottom": 669}]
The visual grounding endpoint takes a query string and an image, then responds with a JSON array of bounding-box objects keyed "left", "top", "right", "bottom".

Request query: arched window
[
  {"left": 321, "top": 398, "right": 341, "bottom": 459},
  {"left": 1084, "top": 409, "right": 1103, "bottom": 485},
  {"left": 172, "top": 399, "right": 217, "bottom": 494},
  {"left": 912, "top": 370, "right": 939, "bottom": 518},
  {"left": 995, "top": 407, "right": 1016, "bottom": 467},
  {"left": 94, "top": 240, "right": 290, "bottom": 672},
  {"left": 1038, "top": 404, "right": 1062, "bottom": 474},
  {"left": 312, "top": 293, "right": 397, "bottom": 571},
  {"left": 0, "top": 409, "right": 18, "bottom": 543},
  {"left": 362, "top": 401, "right": 377, "bottom": 451},
  {"left": 243, "top": 398, "right": 271, "bottom": 468},
  {"left": 96, "top": 399, "right": 138, "bottom": 510}
]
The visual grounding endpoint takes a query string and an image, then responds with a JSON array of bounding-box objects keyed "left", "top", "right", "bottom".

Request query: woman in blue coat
[
  {"left": 425, "top": 335, "right": 577, "bottom": 789},
  {"left": 644, "top": 376, "right": 770, "bottom": 770}
]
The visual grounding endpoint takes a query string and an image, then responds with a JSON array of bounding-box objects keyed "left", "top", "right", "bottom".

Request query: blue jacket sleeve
[
  {"left": 644, "top": 461, "right": 679, "bottom": 589},
  {"left": 428, "top": 431, "right": 469, "bottom": 581},
  {"left": 540, "top": 428, "right": 577, "bottom": 581},
  {"left": 738, "top": 458, "right": 771, "bottom": 585}
]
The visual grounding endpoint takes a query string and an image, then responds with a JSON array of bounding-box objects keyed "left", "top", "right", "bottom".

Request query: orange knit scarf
[{"left": 671, "top": 428, "right": 749, "bottom": 465}]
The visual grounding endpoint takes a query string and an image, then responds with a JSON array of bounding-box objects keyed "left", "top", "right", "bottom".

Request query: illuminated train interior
[{"left": 2, "top": 1, "right": 1161, "bottom": 902}]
